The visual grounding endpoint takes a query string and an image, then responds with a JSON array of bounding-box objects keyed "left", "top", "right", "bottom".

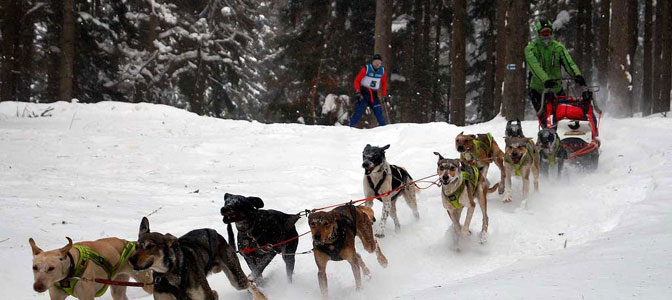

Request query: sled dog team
[{"left": 29, "top": 122, "right": 564, "bottom": 300}]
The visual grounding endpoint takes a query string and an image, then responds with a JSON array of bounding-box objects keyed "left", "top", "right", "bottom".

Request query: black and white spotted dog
[
  {"left": 536, "top": 127, "right": 567, "bottom": 177},
  {"left": 361, "top": 144, "right": 419, "bottom": 238}
]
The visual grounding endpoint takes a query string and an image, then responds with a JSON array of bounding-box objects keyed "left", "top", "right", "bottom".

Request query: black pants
[{"left": 529, "top": 89, "right": 565, "bottom": 127}]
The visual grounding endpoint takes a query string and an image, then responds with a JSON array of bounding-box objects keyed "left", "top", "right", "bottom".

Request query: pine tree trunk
[
  {"left": 575, "top": 0, "right": 588, "bottom": 70},
  {"left": 608, "top": 0, "right": 631, "bottom": 117},
  {"left": 431, "top": 0, "right": 443, "bottom": 121},
  {"left": 655, "top": 0, "right": 671, "bottom": 113},
  {"left": 493, "top": 0, "right": 511, "bottom": 117},
  {"left": 584, "top": 0, "right": 594, "bottom": 82},
  {"left": 627, "top": 0, "right": 639, "bottom": 108},
  {"left": 46, "top": 0, "right": 63, "bottom": 103},
  {"left": 374, "top": 0, "right": 393, "bottom": 84},
  {"left": 449, "top": 0, "right": 466, "bottom": 125},
  {"left": 483, "top": 30, "right": 496, "bottom": 121},
  {"left": 501, "top": 0, "right": 527, "bottom": 121},
  {"left": 17, "top": 1, "right": 34, "bottom": 103},
  {"left": 0, "top": 0, "right": 20, "bottom": 102},
  {"left": 641, "top": 0, "right": 653, "bottom": 115},
  {"left": 59, "top": 0, "right": 75, "bottom": 102},
  {"left": 598, "top": 0, "right": 611, "bottom": 102}
]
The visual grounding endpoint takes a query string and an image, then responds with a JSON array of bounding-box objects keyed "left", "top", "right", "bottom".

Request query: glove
[
  {"left": 354, "top": 92, "right": 362, "bottom": 101},
  {"left": 544, "top": 80, "right": 555, "bottom": 89},
  {"left": 383, "top": 96, "right": 390, "bottom": 104},
  {"left": 574, "top": 75, "right": 586, "bottom": 86}
]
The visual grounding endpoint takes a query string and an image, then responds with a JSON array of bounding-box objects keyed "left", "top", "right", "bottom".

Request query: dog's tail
[{"left": 487, "top": 182, "right": 500, "bottom": 194}]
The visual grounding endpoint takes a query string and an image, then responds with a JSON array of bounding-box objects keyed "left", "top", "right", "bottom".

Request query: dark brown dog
[
  {"left": 455, "top": 132, "right": 506, "bottom": 195},
  {"left": 129, "top": 217, "right": 266, "bottom": 300},
  {"left": 308, "top": 205, "right": 387, "bottom": 299}
]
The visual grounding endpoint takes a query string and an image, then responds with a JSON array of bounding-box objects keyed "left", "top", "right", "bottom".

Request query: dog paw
[
  {"left": 394, "top": 225, "right": 401, "bottom": 233},
  {"left": 377, "top": 255, "right": 388, "bottom": 268},
  {"left": 479, "top": 232, "right": 488, "bottom": 244},
  {"left": 498, "top": 185, "right": 505, "bottom": 194},
  {"left": 503, "top": 195, "right": 512, "bottom": 203},
  {"left": 461, "top": 229, "right": 472, "bottom": 237}
]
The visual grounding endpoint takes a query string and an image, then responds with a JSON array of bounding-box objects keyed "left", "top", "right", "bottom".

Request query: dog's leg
[
  {"left": 478, "top": 187, "right": 489, "bottom": 243},
  {"left": 282, "top": 240, "right": 299, "bottom": 283},
  {"left": 533, "top": 158, "right": 540, "bottom": 192},
  {"left": 390, "top": 199, "right": 401, "bottom": 233},
  {"left": 503, "top": 166, "right": 513, "bottom": 203},
  {"left": 355, "top": 252, "right": 372, "bottom": 278},
  {"left": 522, "top": 169, "right": 530, "bottom": 199},
  {"left": 348, "top": 255, "right": 363, "bottom": 290},
  {"left": 314, "top": 252, "right": 330, "bottom": 299},
  {"left": 375, "top": 197, "right": 392, "bottom": 238},
  {"left": 110, "top": 274, "right": 130, "bottom": 300},
  {"left": 495, "top": 156, "right": 506, "bottom": 194},
  {"left": 446, "top": 208, "right": 462, "bottom": 250},
  {"left": 462, "top": 204, "right": 475, "bottom": 237},
  {"left": 218, "top": 245, "right": 251, "bottom": 291},
  {"left": 404, "top": 187, "right": 420, "bottom": 220}
]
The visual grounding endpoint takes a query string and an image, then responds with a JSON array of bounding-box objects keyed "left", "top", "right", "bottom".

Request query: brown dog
[
  {"left": 434, "top": 153, "right": 499, "bottom": 247},
  {"left": 455, "top": 132, "right": 506, "bottom": 195},
  {"left": 308, "top": 205, "right": 388, "bottom": 299},
  {"left": 503, "top": 136, "right": 540, "bottom": 203},
  {"left": 29, "top": 237, "right": 153, "bottom": 300}
]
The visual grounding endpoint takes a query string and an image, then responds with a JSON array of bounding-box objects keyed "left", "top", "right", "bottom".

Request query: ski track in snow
[{"left": 1, "top": 101, "right": 670, "bottom": 299}]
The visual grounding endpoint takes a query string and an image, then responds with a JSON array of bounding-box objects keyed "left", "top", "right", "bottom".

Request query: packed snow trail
[{"left": 1, "top": 102, "right": 670, "bottom": 299}]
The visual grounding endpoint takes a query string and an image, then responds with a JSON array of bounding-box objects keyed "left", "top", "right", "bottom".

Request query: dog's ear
[
  {"left": 164, "top": 233, "right": 178, "bottom": 248},
  {"left": 382, "top": 144, "right": 390, "bottom": 151},
  {"left": 470, "top": 134, "right": 477, "bottom": 139},
  {"left": 364, "top": 144, "right": 371, "bottom": 150},
  {"left": 507, "top": 120, "right": 512, "bottom": 125},
  {"left": 504, "top": 136, "right": 511, "bottom": 145},
  {"left": 59, "top": 237, "right": 73, "bottom": 258},
  {"left": 247, "top": 196, "right": 264, "bottom": 209},
  {"left": 139, "top": 217, "right": 150, "bottom": 236},
  {"left": 28, "top": 238, "right": 43, "bottom": 256},
  {"left": 433, "top": 151, "right": 445, "bottom": 160},
  {"left": 458, "top": 131, "right": 464, "bottom": 136},
  {"left": 224, "top": 193, "right": 231, "bottom": 201},
  {"left": 516, "top": 118, "right": 521, "bottom": 124}
]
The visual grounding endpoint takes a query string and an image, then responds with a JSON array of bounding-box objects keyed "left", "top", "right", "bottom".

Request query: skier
[{"left": 350, "top": 54, "right": 390, "bottom": 127}]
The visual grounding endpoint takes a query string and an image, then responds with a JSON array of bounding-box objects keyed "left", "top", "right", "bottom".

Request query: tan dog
[
  {"left": 308, "top": 205, "right": 388, "bottom": 299},
  {"left": 503, "top": 136, "right": 540, "bottom": 203},
  {"left": 434, "top": 153, "right": 499, "bottom": 247},
  {"left": 29, "top": 237, "right": 153, "bottom": 300},
  {"left": 455, "top": 132, "right": 506, "bottom": 195}
]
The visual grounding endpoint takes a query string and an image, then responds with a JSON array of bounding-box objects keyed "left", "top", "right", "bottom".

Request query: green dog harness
[
  {"left": 461, "top": 133, "right": 494, "bottom": 161},
  {"left": 55, "top": 242, "right": 136, "bottom": 297},
  {"left": 444, "top": 165, "right": 479, "bottom": 209},
  {"left": 506, "top": 139, "right": 537, "bottom": 176}
]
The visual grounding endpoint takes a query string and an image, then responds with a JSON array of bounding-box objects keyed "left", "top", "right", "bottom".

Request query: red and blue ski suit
[{"left": 350, "top": 64, "right": 388, "bottom": 127}]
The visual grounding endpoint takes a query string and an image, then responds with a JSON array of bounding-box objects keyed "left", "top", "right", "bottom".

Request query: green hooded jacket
[{"left": 524, "top": 37, "right": 581, "bottom": 93}]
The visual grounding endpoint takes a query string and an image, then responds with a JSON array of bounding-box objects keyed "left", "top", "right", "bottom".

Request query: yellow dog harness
[{"left": 55, "top": 242, "right": 136, "bottom": 297}]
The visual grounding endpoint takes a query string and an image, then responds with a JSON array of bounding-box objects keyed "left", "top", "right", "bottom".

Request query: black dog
[
  {"left": 536, "top": 127, "right": 567, "bottom": 177},
  {"left": 221, "top": 193, "right": 300, "bottom": 283},
  {"left": 505, "top": 118, "right": 525, "bottom": 137},
  {"left": 129, "top": 217, "right": 266, "bottom": 300}
]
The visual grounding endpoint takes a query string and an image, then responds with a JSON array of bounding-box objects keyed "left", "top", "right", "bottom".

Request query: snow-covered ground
[{"left": 1, "top": 101, "right": 670, "bottom": 299}]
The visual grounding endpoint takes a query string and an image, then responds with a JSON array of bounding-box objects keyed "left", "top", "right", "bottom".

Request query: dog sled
[{"left": 537, "top": 78, "right": 602, "bottom": 170}]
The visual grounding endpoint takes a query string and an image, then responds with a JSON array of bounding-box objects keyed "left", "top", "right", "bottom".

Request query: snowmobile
[{"left": 536, "top": 78, "right": 602, "bottom": 170}]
